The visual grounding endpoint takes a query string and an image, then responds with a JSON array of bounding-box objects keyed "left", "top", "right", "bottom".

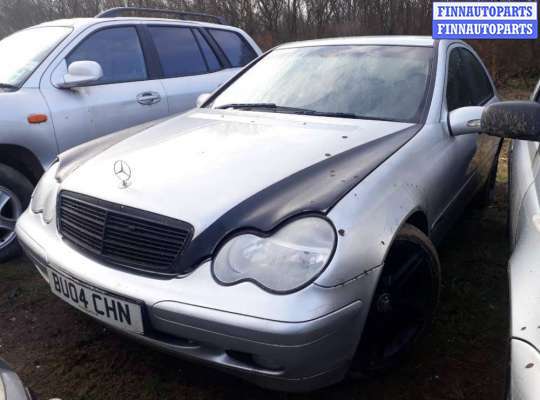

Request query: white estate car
[
  {"left": 0, "top": 7, "right": 261, "bottom": 261},
  {"left": 17, "top": 36, "right": 502, "bottom": 392}
]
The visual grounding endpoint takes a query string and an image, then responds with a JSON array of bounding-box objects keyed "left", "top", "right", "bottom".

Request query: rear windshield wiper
[{"left": 215, "top": 103, "right": 362, "bottom": 119}]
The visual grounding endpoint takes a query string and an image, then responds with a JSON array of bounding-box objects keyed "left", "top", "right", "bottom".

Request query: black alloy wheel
[{"left": 350, "top": 223, "right": 441, "bottom": 376}]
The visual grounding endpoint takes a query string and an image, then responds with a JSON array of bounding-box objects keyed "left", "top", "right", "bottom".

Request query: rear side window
[
  {"left": 446, "top": 49, "right": 473, "bottom": 111},
  {"left": 193, "top": 29, "right": 221, "bottom": 72},
  {"left": 67, "top": 27, "right": 147, "bottom": 85},
  {"left": 458, "top": 48, "right": 494, "bottom": 105},
  {"left": 208, "top": 29, "right": 256, "bottom": 67},
  {"left": 148, "top": 26, "right": 207, "bottom": 78}
]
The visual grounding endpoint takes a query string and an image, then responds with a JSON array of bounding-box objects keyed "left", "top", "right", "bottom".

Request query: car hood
[{"left": 62, "top": 109, "right": 418, "bottom": 270}]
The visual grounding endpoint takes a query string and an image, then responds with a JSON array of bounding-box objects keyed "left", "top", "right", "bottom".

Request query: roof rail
[{"left": 95, "top": 7, "right": 226, "bottom": 24}]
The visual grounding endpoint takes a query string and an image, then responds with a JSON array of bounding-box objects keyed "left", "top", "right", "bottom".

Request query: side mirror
[
  {"left": 58, "top": 60, "right": 103, "bottom": 89},
  {"left": 196, "top": 93, "right": 212, "bottom": 108},
  {"left": 448, "top": 106, "right": 483, "bottom": 136},
  {"left": 481, "top": 101, "right": 540, "bottom": 141}
]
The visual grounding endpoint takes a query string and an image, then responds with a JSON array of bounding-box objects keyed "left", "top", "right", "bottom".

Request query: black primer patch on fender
[{"left": 177, "top": 124, "right": 421, "bottom": 272}]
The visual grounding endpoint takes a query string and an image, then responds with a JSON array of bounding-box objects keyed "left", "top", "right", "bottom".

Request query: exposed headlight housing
[
  {"left": 213, "top": 217, "right": 336, "bottom": 293},
  {"left": 31, "top": 161, "right": 60, "bottom": 223}
]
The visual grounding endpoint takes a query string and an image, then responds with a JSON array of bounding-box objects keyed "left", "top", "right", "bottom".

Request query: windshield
[
  {"left": 211, "top": 45, "right": 434, "bottom": 122},
  {"left": 0, "top": 26, "right": 72, "bottom": 88}
]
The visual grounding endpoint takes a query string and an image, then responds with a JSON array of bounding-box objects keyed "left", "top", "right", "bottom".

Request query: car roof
[
  {"left": 35, "top": 17, "right": 232, "bottom": 30},
  {"left": 277, "top": 36, "right": 437, "bottom": 49}
]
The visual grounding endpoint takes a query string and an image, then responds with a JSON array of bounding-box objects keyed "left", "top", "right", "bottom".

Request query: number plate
[{"left": 47, "top": 268, "right": 144, "bottom": 334}]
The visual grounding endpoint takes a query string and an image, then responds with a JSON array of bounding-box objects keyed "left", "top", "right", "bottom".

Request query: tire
[
  {"left": 0, "top": 164, "right": 33, "bottom": 263},
  {"left": 349, "top": 223, "right": 441, "bottom": 377}
]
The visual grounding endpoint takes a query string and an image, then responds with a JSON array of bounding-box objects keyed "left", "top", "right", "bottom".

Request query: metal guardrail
[{"left": 96, "top": 7, "right": 225, "bottom": 24}]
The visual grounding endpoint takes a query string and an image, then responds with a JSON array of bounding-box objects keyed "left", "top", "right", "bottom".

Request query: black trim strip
[
  {"left": 137, "top": 24, "right": 163, "bottom": 79},
  {"left": 177, "top": 124, "right": 422, "bottom": 273},
  {"left": 191, "top": 27, "right": 211, "bottom": 72},
  {"left": 200, "top": 28, "right": 231, "bottom": 68}
]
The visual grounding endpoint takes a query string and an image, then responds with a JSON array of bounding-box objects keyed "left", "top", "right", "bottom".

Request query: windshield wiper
[
  {"left": 216, "top": 103, "right": 401, "bottom": 122},
  {"left": 215, "top": 103, "right": 278, "bottom": 110},
  {"left": 293, "top": 110, "right": 361, "bottom": 119},
  {"left": 0, "top": 83, "right": 18, "bottom": 90},
  {"left": 216, "top": 103, "right": 361, "bottom": 118}
]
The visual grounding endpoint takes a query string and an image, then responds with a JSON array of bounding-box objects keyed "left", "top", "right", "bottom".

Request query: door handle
[{"left": 136, "top": 91, "right": 161, "bottom": 105}]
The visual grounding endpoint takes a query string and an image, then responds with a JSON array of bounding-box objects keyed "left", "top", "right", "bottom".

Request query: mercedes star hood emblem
[{"left": 114, "top": 160, "right": 132, "bottom": 188}]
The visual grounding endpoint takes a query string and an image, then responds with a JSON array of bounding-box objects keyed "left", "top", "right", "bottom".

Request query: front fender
[
  {"left": 317, "top": 164, "right": 428, "bottom": 287},
  {"left": 0, "top": 88, "right": 57, "bottom": 169}
]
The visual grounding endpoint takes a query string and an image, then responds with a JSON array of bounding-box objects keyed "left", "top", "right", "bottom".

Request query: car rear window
[
  {"left": 208, "top": 29, "right": 256, "bottom": 67},
  {"left": 148, "top": 26, "right": 208, "bottom": 78}
]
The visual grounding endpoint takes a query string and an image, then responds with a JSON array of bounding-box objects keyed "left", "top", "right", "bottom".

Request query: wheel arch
[
  {"left": 379, "top": 207, "right": 431, "bottom": 274},
  {"left": 404, "top": 209, "right": 429, "bottom": 237},
  {"left": 319, "top": 183, "right": 431, "bottom": 287},
  {"left": 349, "top": 215, "right": 441, "bottom": 376},
  {"left": 0, "top": 144, "right": 44, "bottom": 185}
]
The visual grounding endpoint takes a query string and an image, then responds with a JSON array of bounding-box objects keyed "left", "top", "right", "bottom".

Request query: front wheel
[
  {"left": 0, "top": 164, "right": 33, "bottom": 263},
  {"left": 350, "top": 223, "right": 441, "bottom": 376}
]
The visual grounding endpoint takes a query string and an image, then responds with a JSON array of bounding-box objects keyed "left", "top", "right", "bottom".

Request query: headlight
[
  {"left": 31, "top": 161, "right": 60, "bottom": 223},
  {"left": 213, "top": 217, "right": 336, "bottom": 293}
]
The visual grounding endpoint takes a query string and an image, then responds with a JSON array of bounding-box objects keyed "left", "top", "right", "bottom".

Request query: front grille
[{"left": 58, "top": 191, "right": 193, "bottom": 274}]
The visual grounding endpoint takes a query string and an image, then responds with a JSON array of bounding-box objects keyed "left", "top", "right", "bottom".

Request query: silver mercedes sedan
[{"left": 16, "top": 36, "right": 502, "bottom": 392}]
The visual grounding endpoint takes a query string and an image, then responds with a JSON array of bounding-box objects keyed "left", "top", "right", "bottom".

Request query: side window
[
  {"left": 193, "top": 30, "right": 221, "bottom": 72},
  {"left": 67, "top": 27, "right": 147, "bottom": 85},
  {"left": 208, "top": 29, "right": 256, "bottom": 67},
  {"left": 148, "top": 26, "right": 207, "bottom": 78},
  {"left": 446, "top": 49, "right": 474, "bottom": 111},
  {"left": 459, "top": 48, "right": 494, "bottom": 105}
]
